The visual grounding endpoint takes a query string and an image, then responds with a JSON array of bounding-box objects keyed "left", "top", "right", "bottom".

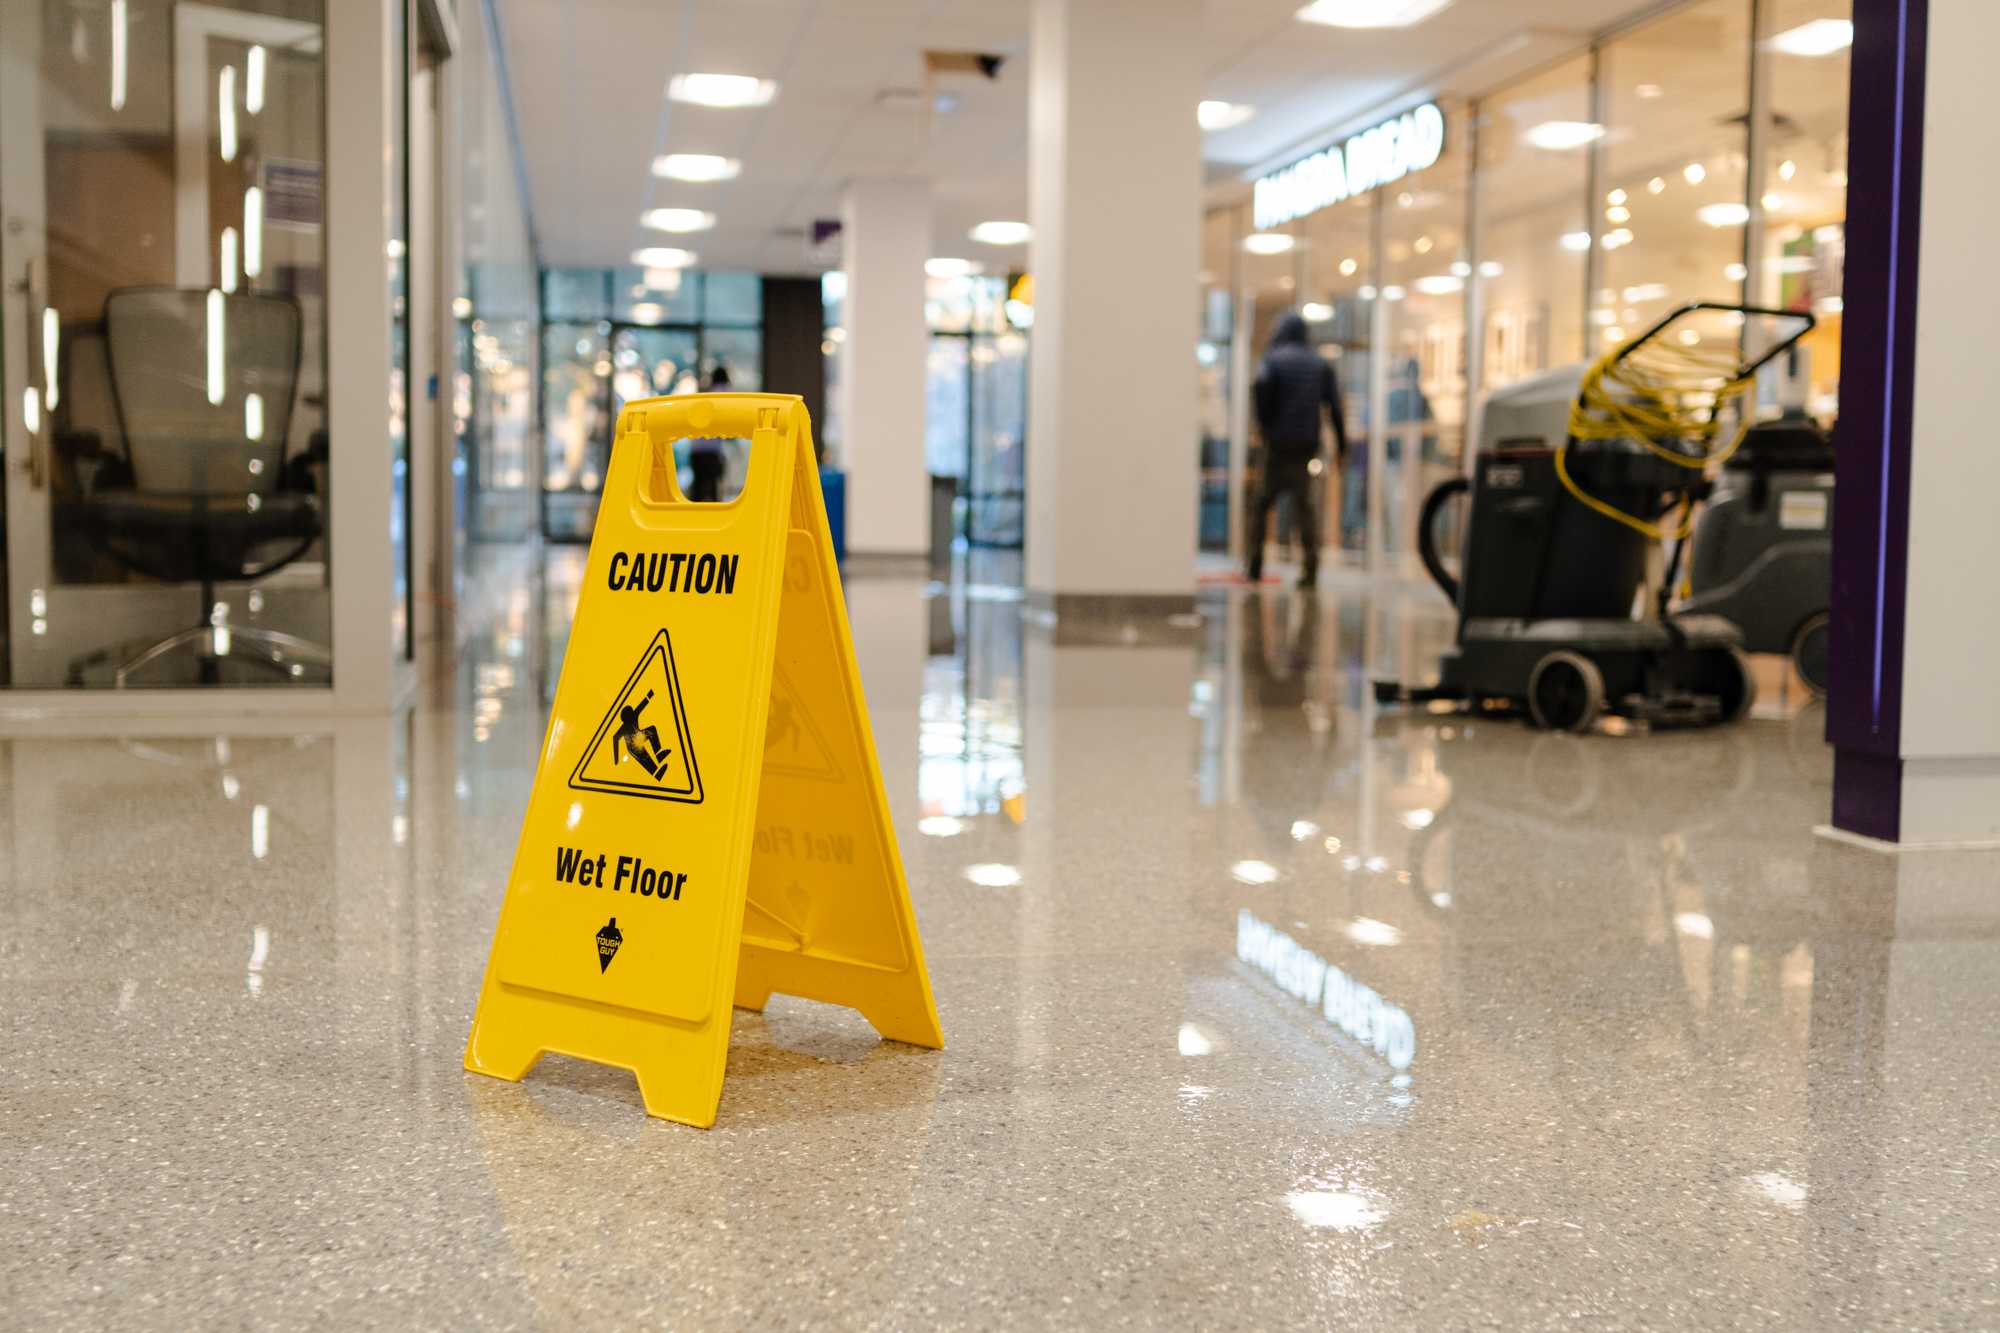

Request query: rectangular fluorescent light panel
[
  {"left": 1297, "top": 0, "right": 1454, "bottom": 29},
  {"left": 667, "top": 74, "right": 777, "bottom": 108}
]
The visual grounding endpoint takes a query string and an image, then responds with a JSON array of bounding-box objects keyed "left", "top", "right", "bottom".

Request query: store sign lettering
[{"left": 1253, "top": 102, "right": 1447, "bottom": 230}]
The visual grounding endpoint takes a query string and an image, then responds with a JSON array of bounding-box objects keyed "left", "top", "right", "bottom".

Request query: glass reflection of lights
[
  {"left": 1230, "top": 859, "right": 1279, "bottom": 885},
  {"left": 1238, "top": 911, "right": 1417, "bottom": 1072},
  {"left": 1177, "top": 1023, "right": 1217, "bottom": 1057},
  {"left": 246, "top": 924, "right": 269, "bottom": 998},
  {"left": 963, "top": 863, "right": 1021, "bottom": 888},
  {"left": 1399, "top": 808, "right": 1434, "bottom": 830},
  {"left": 1284, "top": 1189, "right": 1386, "bottom": 1232},
  {"left": 1289, "top": 820, "right": 1320, "bottom": 841},
  {"left": 1345, "top": 917, "right": 1404, "bottom": 947},
  {"left": 1744, "top": 1171, "right": 1808, "bottom": 1211},
  {"left": 1675, "top": 911, "right": 1715, "bottom": 940}
]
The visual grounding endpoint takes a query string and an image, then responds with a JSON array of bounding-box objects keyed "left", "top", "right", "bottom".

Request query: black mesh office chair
[{"left": 68, "top": 287, "right": 328, "bottom": 686}]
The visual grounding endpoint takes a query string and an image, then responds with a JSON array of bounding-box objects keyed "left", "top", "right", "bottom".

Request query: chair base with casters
[
  {"left": 63, "top": 489, "right": 330, "bottom": 688},
  {"left": 67, "top": 616, "right": 333, "bottom": 689}
]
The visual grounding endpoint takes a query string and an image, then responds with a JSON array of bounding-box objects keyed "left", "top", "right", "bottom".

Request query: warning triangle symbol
[
  {"left": 762, "top": 664, "right": 841, "bottom": 782},
  {"left": 569, "top": 629, "right": 704, "bottom": 804}
]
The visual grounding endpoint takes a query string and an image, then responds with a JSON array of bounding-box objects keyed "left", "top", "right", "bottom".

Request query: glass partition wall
[
  {"left": 0, "top": 0, "right": 334, "bottom": 688},
  {"left": 1222, "top": 0, "right": 1849, "bottom": 577}
]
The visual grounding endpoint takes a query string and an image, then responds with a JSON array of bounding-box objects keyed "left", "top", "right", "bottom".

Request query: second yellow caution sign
[{"left": 464, "top": 393, "right": 943, "bottom": 1128}]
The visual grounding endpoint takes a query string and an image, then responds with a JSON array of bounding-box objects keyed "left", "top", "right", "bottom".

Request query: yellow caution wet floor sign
[{"left": 464, "top": 394, "right": 943, "bottom": 1127}]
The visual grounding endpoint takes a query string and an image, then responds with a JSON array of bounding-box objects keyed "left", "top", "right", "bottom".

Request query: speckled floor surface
[{"left": 4, "top": 551, "right": 1998, "bottom": 1330}]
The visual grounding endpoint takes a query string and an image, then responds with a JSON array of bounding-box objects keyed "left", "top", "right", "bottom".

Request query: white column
[
  {"left": 325, "top": 0, "right": 401, "bottom": 710},
  {"left": 1897, "top": 0, "right": 2000, "bottom": 844},
  {"left": 1027, "top": 0, "right": 1202, "bottom": 605},
  {"left": 838, "top": 179, "right": 930, "bottom": 557}
]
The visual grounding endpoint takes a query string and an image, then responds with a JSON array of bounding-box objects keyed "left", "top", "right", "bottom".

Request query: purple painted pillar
[{"left": 1827, "top": 0, "right": 1927, "bottom": 842}]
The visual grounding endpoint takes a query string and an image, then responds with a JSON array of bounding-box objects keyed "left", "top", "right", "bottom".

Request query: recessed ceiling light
[
  {"left": 651, "top": 154, "right": 740, "bottom": 182},
  {"left": 1197, "top": 99, "right": 1255, "bottom": 131},
  {"left": 1559, "top": 231, "right": 1592, "bottom": 252},
  {"left": 1697, "top": 202, "right": 1751, "bottom": 227},
  {"left": 969, "top": 220, "right": 1031, "bottom": 246},
  {"left": 1648, "top": 176, "right": 1668, "bottom": 194},
  {"left": 1525, "top": 120, "right": 1605, "bottom": 150},
  {"left": 1339, "top": 257, "right": 1358, "bottom": 276},
  {"left": 631, "top": 246, "right": 697, "bottom": 268},
  {"left": 1683, "top": 161, "right": 1707, "bottom": 185},
  {"left": 1299, "top": 302, "right": 1333, "bottom": 321},
  {"left": 666, "top": 73, "right": 777, "bottom": 108},
  {"left": 1413, "top": 274, "right": 1463, "bottom": 296},
  {"left": 1296, "top": 0, "right": 1454, "bottom": 29},
  {"left": 640, "top": 207, "right": 716, "bottom": 233},
  {"left": 1243, "top": 231, "right": 1295, "bottom": 255},
  {"left": 1601, "top": 227, "right": 1634, "bottom": 249},
  {"left": 925, "top": 257, "right": 982, "bottom": 278},
  {"left": 1636, "top": 82, "right": 1665, "bottom": 99},
  {"left": 1768, "top": 19, "right": 1853, "bottom": 57}
]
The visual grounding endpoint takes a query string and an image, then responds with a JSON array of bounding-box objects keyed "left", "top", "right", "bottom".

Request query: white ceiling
[{"left": 496, "top": 0, "right": 1695, "bottom": 275}]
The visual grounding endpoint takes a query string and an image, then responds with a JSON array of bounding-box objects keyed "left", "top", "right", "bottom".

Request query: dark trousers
[{"left": 1247, "top": 456, "right": 1319, "bottom": 582}]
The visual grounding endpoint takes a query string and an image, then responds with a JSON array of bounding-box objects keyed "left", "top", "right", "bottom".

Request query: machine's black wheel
[
  {"left": 1527, "top": 651, "right": 1605, "bottom": 732},
  {"left": 1791, "top": 612, "right": 1830, "bottom": 697},
  {"left": 1705, "top": 646, "right": 1759, "bottom": 723}
]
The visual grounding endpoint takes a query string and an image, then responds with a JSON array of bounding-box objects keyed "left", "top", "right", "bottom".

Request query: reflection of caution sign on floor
[
  {"left": 763, "top": 665, "right": 839, "bottom": 782},
  {"left": 568, "top": 630, "right": 703, "bottom": 803},
  {"left": 464, "top": 394, "right": 942, "bottom": 1130}
]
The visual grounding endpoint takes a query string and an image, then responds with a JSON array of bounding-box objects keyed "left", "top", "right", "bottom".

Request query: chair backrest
[{"left": 103, "top": 287, "right": 301, "bottom": 495}]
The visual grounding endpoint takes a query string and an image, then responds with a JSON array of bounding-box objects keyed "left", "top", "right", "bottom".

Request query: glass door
[{"left": 0, "top": 0, "right": 330, "bottom": 687}]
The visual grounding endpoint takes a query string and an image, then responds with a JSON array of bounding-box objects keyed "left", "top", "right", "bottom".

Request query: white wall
[
  {"left": 839, "top": 179, "right": 930, "bottom": 557},
  {"left": 1899, "top": 0, "right": 2000, "bottom": 841}
]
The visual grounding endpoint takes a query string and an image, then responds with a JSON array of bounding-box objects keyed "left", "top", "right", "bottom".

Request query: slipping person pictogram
[
  {"left": 568, "top": 629, "right": 705, "bottom": 804},
  {"left": 613, "top": 689, "right": 670, "bottom": 781}
]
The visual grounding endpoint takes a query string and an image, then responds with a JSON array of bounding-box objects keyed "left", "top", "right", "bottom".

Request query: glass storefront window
[
  {"left": 542, "top": 322, "right": 610, "bottom": 539},
  {"left": 612, "top": 266, "right": 699, "bottom": 325},
  {"left": 3, "top": 0, "right": 332, "bottom": 688},
  {"left": 537, "top": 269, "right": 765, "bottom": 537},
  {"left": 1473, "top": 56, "right": 1594, "bottom": 390},
  {"left": 1290, "top": 195, "right": 1373, "bottom": 555},
  {"left": 1759, "top": 0, "right": 1851, "bottom": 423},
  {"left": 544, "top": 267, "right": 610, "bottom": 320},
  {"left": 1381, "top": 100, "right": 1470, "bottom": 565},
  {"left": 1597, "top": 0, "right": 1752, "bottom": 357},
  {"left": 1197, "top": 207, "right": 1239, "bottom": 554}
]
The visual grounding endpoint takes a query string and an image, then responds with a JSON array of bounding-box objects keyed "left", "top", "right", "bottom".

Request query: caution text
[{"left": 607, "top": 551, "right": 738, "bottom": 595}]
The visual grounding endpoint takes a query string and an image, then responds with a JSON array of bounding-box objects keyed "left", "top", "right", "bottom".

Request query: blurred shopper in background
[{"left": 1248, "top": 312, "right": 1348, "bottom": 588}]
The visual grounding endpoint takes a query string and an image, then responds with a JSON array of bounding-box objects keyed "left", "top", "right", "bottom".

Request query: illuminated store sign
[
  {"left": 1236, "top": 909, "right": 1417, "bottom": 1071},
  {"left": 1253, "top": 102, "right": 1447, "bottom": 230}
]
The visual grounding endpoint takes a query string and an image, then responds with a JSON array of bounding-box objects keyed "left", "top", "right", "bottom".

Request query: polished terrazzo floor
[{"left": 4, "top": 549, "right": 1998, "bottom": 1329}]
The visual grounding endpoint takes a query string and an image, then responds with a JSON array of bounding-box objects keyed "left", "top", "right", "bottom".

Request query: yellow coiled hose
[{"left": 1560, "top": 329, "right": 1760, "bottom": 541}]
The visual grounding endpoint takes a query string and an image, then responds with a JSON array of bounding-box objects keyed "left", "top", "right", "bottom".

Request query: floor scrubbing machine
[{"left": 1379, "top": 302, "right": 1816, "bottom": 731}]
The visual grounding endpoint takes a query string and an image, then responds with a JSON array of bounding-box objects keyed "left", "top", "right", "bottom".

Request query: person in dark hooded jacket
[{"left": 1248, "top": 311, "right": 1348, "bottom": 587}]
